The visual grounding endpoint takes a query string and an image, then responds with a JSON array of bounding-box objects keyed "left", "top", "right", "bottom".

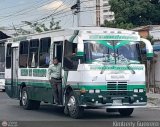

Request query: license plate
[
  {"left": 106, "top": 74, "right": 130, "bottom": 81},
  {"left": 112, "top": 100, "right": 122, "bottom": 105}
]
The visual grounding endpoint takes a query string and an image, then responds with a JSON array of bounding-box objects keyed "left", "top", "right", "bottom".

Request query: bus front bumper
[
  {"left": 78, "top": 91, "right": 147, "bottom": 109},
  {"left": 80, "top": 102, "right": 147, "bottom": 109}
]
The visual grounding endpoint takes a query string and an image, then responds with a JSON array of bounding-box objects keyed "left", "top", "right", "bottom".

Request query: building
[
  {"left": 80, "top": 0, "right": 114, "bottom": 27},
  {"left": 132, "top": 25, "right": 160, "bottom": 39},
  {"left": 100, "top": 0, "right": 115, "bottom": 24}
]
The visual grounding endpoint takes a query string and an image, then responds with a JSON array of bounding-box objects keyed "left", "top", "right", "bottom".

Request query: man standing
[{"left": 48, "top": 58, "right": 62, "bottom": 105}]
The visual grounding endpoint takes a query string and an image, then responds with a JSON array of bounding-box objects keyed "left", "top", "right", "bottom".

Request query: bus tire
[
  {"left": 19, "top": 89, "right": 23, "bottom": 106},
  {"left": 19, "top": 100, "right": 23, "bottom": 106},
  {"left": 118, "top": 108, "right": 134, "bottom": 116},
  {"left": 21, "top": 87, "right": 33, "bottom": 110},
  {"left": 2, "top": 89, "right": 5, "bottom": 92},
  {"left": 64, "top": 105, "right": 69, "bottom": 116},
  {"left": 67, "top": 92, "right": 84, "bottom": 119}
]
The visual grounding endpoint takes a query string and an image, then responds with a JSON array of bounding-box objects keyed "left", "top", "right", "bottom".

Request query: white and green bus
[{"left": 5, "top": 27, "right": 153, "bottom": 118}]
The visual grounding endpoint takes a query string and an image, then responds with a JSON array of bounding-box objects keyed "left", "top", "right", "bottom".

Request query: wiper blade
[
  {"left": 100, "top": 62, "right": 106, "bottom": 74},
  {"left": 126, "top": 64, "right": 135, "bottom": 74},
  {"left": 126, "top": 62, "right": 140, "bottom": 74}
]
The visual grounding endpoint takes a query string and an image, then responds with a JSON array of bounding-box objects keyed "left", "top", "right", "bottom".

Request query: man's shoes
[
  {"left": 55, "top": 102, "right": 59, "bottom": 105},
  {"left": 54, "top": 100, "right": 59, "bottom": 105}
]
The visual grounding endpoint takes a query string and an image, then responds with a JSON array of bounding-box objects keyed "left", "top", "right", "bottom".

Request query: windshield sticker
[
  {"left": 90, "top": 65, "right": 144, "bottom": 70},
  {"left": 94, "top": 40, "right": 137, "bottom": 49},
  {"left": 89, "top": 35, "right": 139, "bottom": 41}
]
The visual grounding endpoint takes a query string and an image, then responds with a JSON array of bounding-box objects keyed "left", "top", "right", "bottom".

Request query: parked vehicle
[{"left": 0, "top": 40, "right": 6, "bottom": 92}]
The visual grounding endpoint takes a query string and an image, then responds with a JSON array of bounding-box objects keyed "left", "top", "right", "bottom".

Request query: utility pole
[
  {"left": 96, "top": 0, "right": 100, "bottom": 27},
  {"left": 71, "top": 0, "right": 81, "bottom": 27}
]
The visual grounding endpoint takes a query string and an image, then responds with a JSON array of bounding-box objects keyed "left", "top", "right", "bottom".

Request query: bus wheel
[
  {"left": 22, "top": 87, "right": 33, "bottom": 110},
  {"left": 19, "top": 89, "right": 23, "bottom": 106},
  {"left": 2, "top": 89, "right": 5, "bottom": 92},
  {"left": 118, "top": 108, "right": 134, "bottom": 116},
  {"left": 64, "top": 105, "right": 69, "bottom": 116},
  {"left": 67, "top": 92, "right": 84, "bottom": 119},
  {"left": 21, "top": 87, "right": 40, "bottom": 109}
]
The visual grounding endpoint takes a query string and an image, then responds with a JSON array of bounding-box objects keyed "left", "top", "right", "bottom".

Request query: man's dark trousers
[{"left": 50, "top": 77, "right": 62, "bottom": 104}]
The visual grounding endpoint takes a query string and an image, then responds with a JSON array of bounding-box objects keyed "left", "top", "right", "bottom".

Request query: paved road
[{"left": 0, "top": 91, "right": 160, "bottom": 122}]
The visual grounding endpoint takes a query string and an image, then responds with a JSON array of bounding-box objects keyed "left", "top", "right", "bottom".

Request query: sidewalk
[{"left": 147, "top": 93, "right": 160, "bottom": 109}]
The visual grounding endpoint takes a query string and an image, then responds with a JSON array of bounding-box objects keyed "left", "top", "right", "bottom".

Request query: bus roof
[
  {"left": 7, "top": 27, "right": 140, "bottom": 43},
  {"left": 68, "top": 27, "right": 139, "bottom": 35}
]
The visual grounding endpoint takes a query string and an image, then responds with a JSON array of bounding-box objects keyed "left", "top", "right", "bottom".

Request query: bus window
[
  {"left": 53, "top": 41, "right": 63, "bottom": 63},
  {"left": 39, "top": 37, "right": 51, "bottom": 68},
  {"left": 6, "top": 43, "right": 12, "bottom": 69},
  {"left": 63, "top": 40, "right": 78, "bottom": 70},
  {"left": 19, "top": 40, "right": 29, "bottom": 68},
  {"left": 28, "top": 39, "right": 39, "bottom": 68}
]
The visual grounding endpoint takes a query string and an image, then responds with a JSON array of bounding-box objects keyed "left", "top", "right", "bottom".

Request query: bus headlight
[
  {"left": 134, "top": 89, "right": 138, "bottom": 93},
  {"left": 139, "top": 89, "right": 144, "bottom": 93},
  {"left": 89, "top": 90, "right": 94, "bottom": 93},
  {"left": 95, "top": 89, "right": 100, "bottom": 93}
]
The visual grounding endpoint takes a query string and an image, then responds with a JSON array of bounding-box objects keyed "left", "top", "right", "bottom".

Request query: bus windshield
[{"left": 84, "top": 40, "right": 141, "bottom": 64}]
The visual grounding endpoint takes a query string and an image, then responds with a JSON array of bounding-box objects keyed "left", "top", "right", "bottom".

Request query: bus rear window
[
  {"left": 6, "top": 43, "right": 12, "bottom": 69},
  {"left": 19, "top": 40, "right": 29, "bottom": 68},
  {"left": 39, "top": 37, "right": 51, "bottom": 68}
]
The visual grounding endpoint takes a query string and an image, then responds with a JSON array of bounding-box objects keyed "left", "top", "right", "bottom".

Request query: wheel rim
[
  {"left": 67, "top": 96, "right": 76, "bottom": 112},
  {"left": 22, "top": 91, "right": 27, "bottom": 106}
]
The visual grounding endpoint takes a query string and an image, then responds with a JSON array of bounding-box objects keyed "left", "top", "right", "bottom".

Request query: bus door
[{"left": 11, "top": 44, "right": 19, "bottom": 98}]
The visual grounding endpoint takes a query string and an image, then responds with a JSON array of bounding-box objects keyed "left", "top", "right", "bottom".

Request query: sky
[{"left": 0, "top": 0, "right": 96, "bottom": 30}]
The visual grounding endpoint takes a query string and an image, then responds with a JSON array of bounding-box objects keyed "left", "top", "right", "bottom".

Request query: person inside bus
[
  {"left": 63, "top": 48, "right": 78, "bottom": 70},
  {"left": 48, "top": 57, "right": 62, "bottom": 105}
]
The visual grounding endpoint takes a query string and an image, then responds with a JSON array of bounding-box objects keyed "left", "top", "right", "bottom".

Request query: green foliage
[
  {"left": 103, "top": 0, "right": 160, "bottom": 29},
  {"left": 102, "top": 21, "right": 134, "bottom": 29}
]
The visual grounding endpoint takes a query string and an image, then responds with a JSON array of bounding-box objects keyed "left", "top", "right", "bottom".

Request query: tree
[{"left": 103, "top": 0, "right": 160, "bottom": 29}]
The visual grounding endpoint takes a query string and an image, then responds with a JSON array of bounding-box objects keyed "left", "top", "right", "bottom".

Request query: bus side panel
[
  {"left": 5, "top": 79, "right": 20, "bottom": 99},
  {"left": 5, "top": 78, "right": 12, "bottom": 98},
  {"left": 21, "top": 80, "right": 53, "bottom": 103}
]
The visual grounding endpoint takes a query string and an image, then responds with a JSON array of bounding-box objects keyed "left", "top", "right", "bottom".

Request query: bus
[
  {"left": 5, "top": 27, "right": 153, "bottom": 118},
  {"left": 0, "top": 39, "right": 6, "bottom": 92}
]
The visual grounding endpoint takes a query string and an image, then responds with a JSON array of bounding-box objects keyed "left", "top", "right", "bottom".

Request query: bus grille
[{"left": 107, "top": 82, "right": 127, "bottom": 90}]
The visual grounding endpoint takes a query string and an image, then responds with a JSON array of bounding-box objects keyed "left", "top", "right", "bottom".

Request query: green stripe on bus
[
  {"left": 115, "top": 40, "right": 130, "bottom": 49},
  {"left": 79, "top": 84, "right": 145, "bottom": 90},
  {"left": 76, "top": 51, "right": 84, "bottom": 56},
  {"left": 5, "top": 79, "right": 146, "bottom": 91},
  {"left": 147, "top": 53, "right": 154, "bottom": 57}
]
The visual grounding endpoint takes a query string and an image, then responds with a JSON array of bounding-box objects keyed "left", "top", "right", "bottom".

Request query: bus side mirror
[
  {"left": 140, "top": 38, "right": 153, "bottom": 61},
  {"left": 141, "top": 48, "right": 153, "bottom": 60},
  {"left": 146, "top": 53, "right": 154, "bottom": 60}
]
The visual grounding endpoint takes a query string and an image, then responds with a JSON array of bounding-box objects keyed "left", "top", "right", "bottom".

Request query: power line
[
  {"left": 0, "top": 0, "right": 53, "bottom": 20},
  {"left": 2, "top": 0, "right": 101, "bottom": 29},
  {"left": 0, "top": 0, "right": 45, "bottom": 12},
  {"left": 11, "top": 0, "right": 74, "bottom": 28}
]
